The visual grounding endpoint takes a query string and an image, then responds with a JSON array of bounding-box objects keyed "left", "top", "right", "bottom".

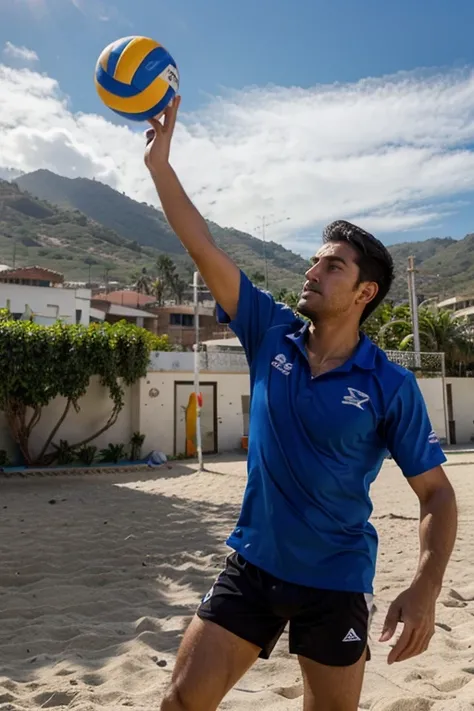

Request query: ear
[{"left": 356, "top": 281, "right": 379, "bottom": 306}]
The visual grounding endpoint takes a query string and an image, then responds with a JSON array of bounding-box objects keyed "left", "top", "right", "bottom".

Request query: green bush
[{"left": 0, "top": 320, "right": 162, "bottom": 466}]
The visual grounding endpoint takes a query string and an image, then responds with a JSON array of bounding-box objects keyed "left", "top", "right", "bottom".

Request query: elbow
[{"left": 422, "top": 481, "right": 457, "bottom": 516}]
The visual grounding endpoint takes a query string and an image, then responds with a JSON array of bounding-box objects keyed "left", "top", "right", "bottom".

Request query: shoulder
[
  {"left": 372, "top": 346, "right": 413, "bottom": 384},
  {"left": 364, "top": 340, "right": 417, "bottom": 404}
]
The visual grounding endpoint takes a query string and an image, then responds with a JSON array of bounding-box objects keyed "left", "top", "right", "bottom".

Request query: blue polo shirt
[{"left": 217, "top": 271, "right": 447, "bottom": 594}]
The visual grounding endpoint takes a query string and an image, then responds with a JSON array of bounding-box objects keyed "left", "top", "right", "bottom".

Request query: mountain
[
  {"left": 0, "top": 179, "right": 164, "bottom": 283},
  {"left": 388, "top": 236, "right": 474, "bottom": 302},
  {"left": 8, "top": 169, "right": 474, "bottom": 302},
  {"left": 15, "top": 170, "right": 309, "bottom": 289}
]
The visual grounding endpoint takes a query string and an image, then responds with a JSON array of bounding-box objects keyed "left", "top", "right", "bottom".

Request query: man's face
[{"left": 297, "top": 241, "right": 377, "bottom": 323}]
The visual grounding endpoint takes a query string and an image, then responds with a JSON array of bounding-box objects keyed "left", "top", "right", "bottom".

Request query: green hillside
[
  {"left": 7, "top": 169, "right": 474, "bottom": 302},
  {"left": 15, "top": 170, "right": 309, "bottom": 290}
]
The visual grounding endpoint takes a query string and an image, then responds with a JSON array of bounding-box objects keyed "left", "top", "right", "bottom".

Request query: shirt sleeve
[
  {"left": 384, "top": 372, "right": 447, "bottom": 477},
  {"left": 216, "top": 270, "right": 299, "bottom": 364}
]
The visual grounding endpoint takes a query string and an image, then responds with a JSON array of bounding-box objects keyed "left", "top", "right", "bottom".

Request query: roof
[
  {"left": 437, "top": 295, "right": 474, "bottom": 308},
  {"left": 107, "top": 303, "right": 158, "bottom": 319},
  {"left": 93, "top": 290, "right": 156, "bottom": 307},
  {"left": 452, "top": 305, "right": 474, "bottom": 319},
  {"left": 0, "top": 265, "right": 64, "bottom": 282},
  {"left": 202, "top": 336, "right": 243, "bottom": 350}
]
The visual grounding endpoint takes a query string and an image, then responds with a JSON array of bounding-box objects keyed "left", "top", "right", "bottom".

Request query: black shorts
[{"left": 197, "top": 552, "right": 373, "bottom": 667}]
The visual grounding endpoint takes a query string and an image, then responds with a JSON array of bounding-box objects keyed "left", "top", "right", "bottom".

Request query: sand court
[{"left": 0, "top": 452, "right": 472, "bottom": 710}]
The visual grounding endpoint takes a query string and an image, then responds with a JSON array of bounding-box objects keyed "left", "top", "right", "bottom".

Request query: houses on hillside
[{"left": 0, "top": 265, "right": 230, "bottom": 346}]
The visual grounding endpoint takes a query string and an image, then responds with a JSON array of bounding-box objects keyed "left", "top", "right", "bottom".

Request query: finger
[
  {"left": 380, "top": 603, "right": 401, "bottom": 642},
  {"left": 387, "top": 623, "right": 415, "bottom": 665},
  {"left": 145, "top": 128, "right": 155, "bottom": 145},
  {"left": 148, "top": 117, "right": 163, "bottom": 132},
  {"left": 393, "top": 627, "right": 433, "bottom": 663},
  {"left": 163, "top": 94, "right": 181, "bottom": 135}
]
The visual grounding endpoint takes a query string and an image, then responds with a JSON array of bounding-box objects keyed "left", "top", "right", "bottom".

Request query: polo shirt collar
[{"left": 285, "top": 321, "right": 377, "bottom": 371}]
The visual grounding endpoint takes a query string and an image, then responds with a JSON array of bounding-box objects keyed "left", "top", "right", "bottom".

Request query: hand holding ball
[{"left": 94, "top": 36, "right": 179, "bottom": 121}]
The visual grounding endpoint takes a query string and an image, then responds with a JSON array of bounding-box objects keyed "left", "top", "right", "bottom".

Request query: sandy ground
[{"left": 0, "top": 451, "right": 473, "bottom": 711}]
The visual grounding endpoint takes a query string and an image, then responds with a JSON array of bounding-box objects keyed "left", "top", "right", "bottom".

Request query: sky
[{"left": 2, "top": 0, "right": 474, "bottom": 255}]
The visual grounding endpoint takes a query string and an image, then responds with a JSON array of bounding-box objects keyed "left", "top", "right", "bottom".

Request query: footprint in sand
[
  {"left": 0, "top": 693, "right": 16, "bottom": 705},
  {"left": 82, "top": 672, "right": 105, "bottom": 687},
  {"left": 34, "top": 690, "right": 78, "bottom": 708},
  {"left": 370, "top": 697, "right": 434, "bottom": 711},
  {"left": 441, "top": 589, "right": 468, "bottom": 608},
  {"left": 404, "top": 669, "right": 436, "bottom": 682},
  {"left": 274, "top": 683, "right": 304, "bottom": 700}
]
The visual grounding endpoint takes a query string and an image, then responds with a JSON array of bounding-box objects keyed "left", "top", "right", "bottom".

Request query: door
[{"left": 174, "top": 382, "right": 217, "bottom": 456}]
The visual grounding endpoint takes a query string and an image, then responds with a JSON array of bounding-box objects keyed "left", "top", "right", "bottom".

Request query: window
[{"left": 169, "top": 313, "right": 194, "bottom": 327}]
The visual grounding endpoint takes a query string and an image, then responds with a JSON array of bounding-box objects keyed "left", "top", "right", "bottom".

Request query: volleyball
[{"left": 94, "top": 36, "right": 179, "bottom": 122}]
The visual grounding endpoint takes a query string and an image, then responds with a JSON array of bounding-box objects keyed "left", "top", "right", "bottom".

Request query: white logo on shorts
[
  {"left": 342, "top": 628, "right": 361, "bottom": 642},
  {"left": 202, "top": 585, "right": 214, "bottom": 604}
]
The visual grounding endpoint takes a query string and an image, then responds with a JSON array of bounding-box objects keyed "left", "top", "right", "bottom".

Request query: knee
[{"left": 160, "top": 683, "right": 194, "bottom": 711}]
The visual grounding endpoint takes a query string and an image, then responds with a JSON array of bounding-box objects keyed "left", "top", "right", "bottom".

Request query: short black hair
[{"left": 322, "top": 220, "right": 394, "bottom": 324}]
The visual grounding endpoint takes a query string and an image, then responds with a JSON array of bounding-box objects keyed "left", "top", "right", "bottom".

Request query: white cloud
[
  {"left": 3, "top": 41, "right": 39, "bottom": 63},
  {"left": 2, "top": 63, "right": 474, "bottom": 251}
]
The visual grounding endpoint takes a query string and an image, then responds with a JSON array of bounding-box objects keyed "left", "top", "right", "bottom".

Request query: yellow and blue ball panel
[{"left": 95, "top": 36, "right": 179, "bottom": 121}]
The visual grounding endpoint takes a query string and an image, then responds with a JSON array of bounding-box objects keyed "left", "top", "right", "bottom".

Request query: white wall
[
  {"left": 1, "top": 356, "right": 474, "bottom": 467},
  {"left": 0, "top": 284, "right": 91, "bottom": 325},
  {"left": 418, "top": 377, "right": 474, "bottom": 445},
  {"left": 417, "top": 378, "right": 448, "bottom": 443},
  {"left": 446, "top": 378, "right": 474, "bottom": 444},
  {"left": 0, "top": 376, "right": 134, "bottom": 462},
  {"left": 136, "top": 371, "right": 250, "bottom": 455}
]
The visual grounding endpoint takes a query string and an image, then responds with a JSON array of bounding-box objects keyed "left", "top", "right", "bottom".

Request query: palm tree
[
  {"left": 368, "top": 303, "right": 473, "bottom": 375},
  {"left": 133, "top": 267, "right": 151, "bottom": 295},
  {"left": 156, "top": 255, "right": 177, "bottom": 285},
  {"left": 150, "top": 278, "right": 165, "bottom": 306},
  {"left": 171, "top": 275, "right": 187, "bottom": 304}
]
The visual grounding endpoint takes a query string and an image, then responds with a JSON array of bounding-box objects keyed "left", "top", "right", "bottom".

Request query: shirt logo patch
[
  {"left": 342, "top": 387, "right": 370, "bottom": 410},
  {"left": 428, "top": 430, "right": 439, "bottom": 444},
  {"left": 271, "top": 353, "right": 293, "bottom": 376}
]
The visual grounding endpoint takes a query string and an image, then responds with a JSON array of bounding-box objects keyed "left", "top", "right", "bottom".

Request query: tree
[
  {"left": 0, "top": 319, "right": 172, "bottom": 466},
  {"left": 251, "top": 270, "right": 265, "bottom": 286},
  {"left": 156, "top": 254, "right": 177, "bottom": 286},
  {"left": 363, "top": 302, "right": 474, "bottom": 375},
  {"left": 150, "top": 278, "right": 165, "bottom": 306},
  {"left": 133, "top": 267, "right": 152, "bottom": 295},
  {"left": 273, "top": 287, "right": 300, "bottom": 310},
  {"left": 171, "top": 274, "right": 188, "bottom": 304}
]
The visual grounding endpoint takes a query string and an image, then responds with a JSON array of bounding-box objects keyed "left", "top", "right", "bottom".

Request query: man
[{"left": 145, "top": 97, "right": 458, "bottom": 711}]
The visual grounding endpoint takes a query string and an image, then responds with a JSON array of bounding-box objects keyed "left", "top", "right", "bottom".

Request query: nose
[{"left": 305, "top": 262, "right": 320, "bottom": 281}]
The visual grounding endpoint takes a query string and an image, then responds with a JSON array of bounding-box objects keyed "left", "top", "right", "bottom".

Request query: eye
[{"left": 328, "top": 264, "right": 341, "bottom": 271}]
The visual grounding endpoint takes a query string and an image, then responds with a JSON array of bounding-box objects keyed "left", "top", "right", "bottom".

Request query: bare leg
[
  {"left": 161, "top": 615, "right": 261, "bottom": 711},
  {"left": 299, "top": 649, "right": 367, "bottom": 711}
]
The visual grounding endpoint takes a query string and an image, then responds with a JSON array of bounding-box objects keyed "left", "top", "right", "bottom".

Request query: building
[
  {"left": 149, "top": 303, "right": 230, "bottom": 348},
  {"left": 93, "top": 290, "right": 230, "bottom": 347},
  {"left": 437, "top": 294, "right": 474, "bottom": 326},
  {"left": 90, "top": 298, "right": 158, "bottom": 331},
  {"left": 92, "top": 290, "right": 156, "bottom": 309},
  {"left": 0, "top": 266, "right": 92, "bottom": 325}
]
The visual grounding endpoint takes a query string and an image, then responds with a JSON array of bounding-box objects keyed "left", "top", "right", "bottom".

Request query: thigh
[
  {"left": 298, "top": 650, "right": 367, "bottom": 711},
  {"left": 162, "top": 615, "right": 260, "bottom": 711},
  {"left": 289, "top": 589, "right": 372, "bottom": 711},
  {"left": 197, "top": 552, "right": 287, "bottom": 659},
  {"left": 289, "top": 589, "right": 372, "bottom": 667}
]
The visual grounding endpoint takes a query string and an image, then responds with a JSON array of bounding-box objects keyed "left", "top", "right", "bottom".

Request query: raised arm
[{"left": 144, "top": 96, "right": 240, "bottom": 320}]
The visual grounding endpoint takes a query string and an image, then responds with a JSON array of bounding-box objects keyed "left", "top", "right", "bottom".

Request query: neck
[{"left": 306, "top": 318, "right": 361, "bottom": 365}]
